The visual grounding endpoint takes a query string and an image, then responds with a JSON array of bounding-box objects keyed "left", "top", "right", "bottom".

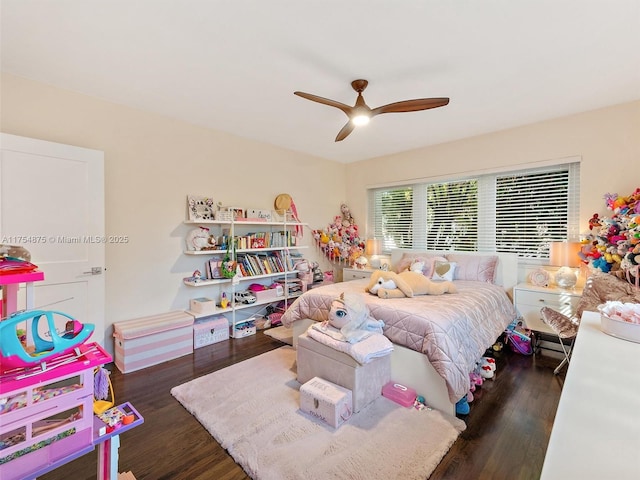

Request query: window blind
[{"left": 368, "top": 162, "right": 579, "bottom": 259}]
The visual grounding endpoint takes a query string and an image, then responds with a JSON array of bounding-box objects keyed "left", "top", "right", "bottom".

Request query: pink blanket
[{"left": 283, "top": 279, "right": 517, "bottom": 402}]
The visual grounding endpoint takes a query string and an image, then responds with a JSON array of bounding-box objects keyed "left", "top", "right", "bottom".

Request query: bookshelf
[{"left": 182, "top": 216, "right": 308, "bottom": 336}]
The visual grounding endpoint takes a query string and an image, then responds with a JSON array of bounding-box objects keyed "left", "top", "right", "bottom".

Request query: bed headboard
[{"left": 389, "top": 249, "right": 519, "bottom": 294}]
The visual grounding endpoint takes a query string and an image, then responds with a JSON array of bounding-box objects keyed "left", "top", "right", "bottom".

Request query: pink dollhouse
[{"left": 0, "top": 271, "right": 143, "bottom": 480}]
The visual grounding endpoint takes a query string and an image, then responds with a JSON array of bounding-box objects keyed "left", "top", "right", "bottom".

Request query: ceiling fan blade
[
  {"left": 371, "top": 98, "right": 449, "bottom": 116},
  {"left": 294, "top": 91, "right": 353, "bottom": 116},
  {"left": 335, "top": 121, "right": 356, "bottom": 142}
]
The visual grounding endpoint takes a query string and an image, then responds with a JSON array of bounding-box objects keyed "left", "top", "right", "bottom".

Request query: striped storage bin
[{"left": 113, "top": 311, "right": 195, "bottom": 373}]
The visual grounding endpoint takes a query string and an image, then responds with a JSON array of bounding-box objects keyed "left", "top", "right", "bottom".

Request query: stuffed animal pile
[
  {"left": 581, "top": 187, "right": 640, "bottom": 281},
  {"left": 313, "top": 203, "right": 365, "bottom": 265}
]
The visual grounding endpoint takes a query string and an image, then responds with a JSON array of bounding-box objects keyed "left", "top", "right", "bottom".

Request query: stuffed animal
[
  {"left": 186, "top": 226, "right": 211, "bottom": 251},
  {"left": 365, "top": 270, "right": 457, "bottom": 299},
  {"left": 324, "top": 292, "right": 384, "bottom": 343}
]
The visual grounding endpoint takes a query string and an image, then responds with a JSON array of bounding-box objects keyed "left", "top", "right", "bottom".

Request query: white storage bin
[{"left": 299, "top": 377, "right": 352, "bottom": 429}]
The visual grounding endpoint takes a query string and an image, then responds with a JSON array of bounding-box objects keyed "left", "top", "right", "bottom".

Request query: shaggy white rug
[
  {"left": 171, "top": 347, "right": 465, "bottom": 480},
  {"left": 262, "top": 325, "right": 293, "bottom": 345}
]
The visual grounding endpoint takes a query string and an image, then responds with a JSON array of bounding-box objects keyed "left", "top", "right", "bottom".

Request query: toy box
[
  {"left": 113, "top": 311, "right": 194, "bottom": 373},
  {"left": 382, "top": 381, "right": 417, "bottom": 407},
  {"left": 300, "top": 377, "right": 352, "bottom": 429},
  {"left": 193, "top": 315, "right": 229, "bottom": 348},
  {"left": 297, "top": 332, "right": 390, "bottom": 412}
]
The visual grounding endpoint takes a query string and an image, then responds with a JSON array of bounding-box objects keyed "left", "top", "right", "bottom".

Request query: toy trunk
[
  {"left": 193, "top": 315, "right": 229, "bottom": 349},
  {"left": 297, "top": 331, "right": 391, "bottom": 413},
  {"left": 113, "top": 311, "right": 194, "bottom": 373},
  {"left": 299, "top": 377, "right": 352, "bottom": 429}
]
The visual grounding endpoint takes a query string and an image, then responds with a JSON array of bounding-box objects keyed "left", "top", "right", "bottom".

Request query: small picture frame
[{"left": 228, "top": 207, "right": 245, "bottom": 220}]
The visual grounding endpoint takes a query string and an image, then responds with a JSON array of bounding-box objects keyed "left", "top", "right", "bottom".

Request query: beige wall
[
  {"left": 1, "top": 73, "right": 346, "bottom": 345},
  {"left": 347, "top": 100, "right": 640, "bottom": 256},
  {"left": 2, "top": 72, "right": 639, "bottom": 345}
]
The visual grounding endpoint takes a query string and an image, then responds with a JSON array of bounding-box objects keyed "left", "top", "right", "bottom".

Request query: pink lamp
[
  {"left": 365, "top": 238, "right": 382, "bottom": 269},
  {"left": 549, "top": 242, "right": 582, "bottom": 288}
]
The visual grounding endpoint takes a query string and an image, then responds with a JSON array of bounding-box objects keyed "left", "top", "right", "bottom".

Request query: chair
[{"left": 539, "top": 306, "right": 580, "bottom": 374}]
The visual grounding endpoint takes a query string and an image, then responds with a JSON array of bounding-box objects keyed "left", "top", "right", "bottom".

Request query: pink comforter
[{"left": 282, "top": 279, "right": 517, "bottom": 402}]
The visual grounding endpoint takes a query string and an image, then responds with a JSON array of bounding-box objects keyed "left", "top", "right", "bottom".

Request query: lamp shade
[
  {"left": 365, "top": 238, "right": 382, "bottom": 256},
  {"left": 549, "top": 242, "right": 582, "bottom": 268}
]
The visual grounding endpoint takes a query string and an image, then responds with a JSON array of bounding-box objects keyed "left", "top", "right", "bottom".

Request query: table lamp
[
  {"left": 365, "top": 238, "right": 382, "bottom": 269},
  {"left": 549, "top": 241, "right": 582, "bottom": 288}
]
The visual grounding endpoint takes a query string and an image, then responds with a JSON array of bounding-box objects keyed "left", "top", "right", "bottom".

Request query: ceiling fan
[{"left": 294, "top": 79, "right": 449, "bottom": 142}]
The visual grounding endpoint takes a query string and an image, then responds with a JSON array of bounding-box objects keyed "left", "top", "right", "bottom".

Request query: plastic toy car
[{"left": 235, "top": 291, "right": 257, "bottom": 304}]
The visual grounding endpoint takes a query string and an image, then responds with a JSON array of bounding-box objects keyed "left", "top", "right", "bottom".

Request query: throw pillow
[
  {"left": 432, "top": 260, "right": 457, "bottom": 281},
  {"left": 393, "top": 253, "right": 444, "bottom": 277},
  {"left": 447, "top": 254, "right": 499, "bottom": 283}
]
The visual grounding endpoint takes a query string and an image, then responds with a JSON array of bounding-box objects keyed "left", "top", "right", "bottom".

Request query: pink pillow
[{"left": 446, "top": 254, "right": 499, "bottom": 283}]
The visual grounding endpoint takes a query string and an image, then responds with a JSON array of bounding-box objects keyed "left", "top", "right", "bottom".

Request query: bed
[{"left": 282, "top": 249, "right": 519, "bottom": 416}]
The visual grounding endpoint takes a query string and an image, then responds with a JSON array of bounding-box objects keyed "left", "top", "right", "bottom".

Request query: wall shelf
[{"left": 182, "top": 213, "right": 307, "bottom": 336}]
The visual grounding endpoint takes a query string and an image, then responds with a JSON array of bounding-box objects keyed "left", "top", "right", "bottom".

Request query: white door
[{"left": 0, "top": 133, "right": 106, "bottom": 348}]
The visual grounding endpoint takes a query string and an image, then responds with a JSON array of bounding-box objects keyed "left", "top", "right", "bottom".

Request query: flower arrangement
[
  {"left": 313, "top": 203, "right": 365, "bottom": 265},
  {"left": 580, "top": 187, "right": 640, "bottom": 275}
]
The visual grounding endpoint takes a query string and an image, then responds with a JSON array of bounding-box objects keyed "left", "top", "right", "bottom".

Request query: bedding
[{"left": 282, "top": 278, "right": 517, "bottom": 403}]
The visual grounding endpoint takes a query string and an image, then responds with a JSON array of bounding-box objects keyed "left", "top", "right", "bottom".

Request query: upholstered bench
[{"left": 296, "top": 331, "right": 391, "bottom": 412}]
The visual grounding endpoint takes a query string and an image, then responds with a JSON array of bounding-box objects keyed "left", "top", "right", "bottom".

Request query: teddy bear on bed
[
  {"left": 365, "top": 270, "right": 457, "bottom": 299},
  {"left": 318, "top": 292, "right": 384, "bottom": 343}
]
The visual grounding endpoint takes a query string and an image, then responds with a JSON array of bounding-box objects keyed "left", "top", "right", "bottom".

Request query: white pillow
[{"left": 432, "top": 261, "right": 457, "bottom": 281}]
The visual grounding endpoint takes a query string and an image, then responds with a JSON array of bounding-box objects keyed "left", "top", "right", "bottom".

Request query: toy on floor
[
  {"left": 475, "top": 356, "right": 497, "bottom": 380},
  {"left": 0, "top": 310, "right": 94, "bottom": 373},
  {"left": 456, "top": 396, "right": 470, "bottom": 415},
  {"left": 505, "top": 320, "right": 534, "bottom": 355}
]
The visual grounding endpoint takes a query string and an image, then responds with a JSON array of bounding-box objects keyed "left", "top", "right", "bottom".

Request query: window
[{"left": 367, "top": 162, "right": 580, "bottom": 259}]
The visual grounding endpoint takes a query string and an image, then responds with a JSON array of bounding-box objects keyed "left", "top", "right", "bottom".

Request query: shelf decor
[
  {"left": 313, "top": 203, "right": 364, "bottom": 265},
  {"left": 528, "top": 268, "right": 550, "bottom": 287},
  {"left": 187, "top": 195, "right": 215, "bottom": 221}
]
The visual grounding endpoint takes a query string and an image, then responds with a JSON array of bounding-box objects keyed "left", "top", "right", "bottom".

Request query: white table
[{"left": 540, "top": 311, "right": 640, "bottom": 479}]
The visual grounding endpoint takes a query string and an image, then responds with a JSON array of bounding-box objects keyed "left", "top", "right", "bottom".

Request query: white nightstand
[
  {"left": 513, "top": 282, "right": 583, "bottom": 335},
  {"left": 342, "top": 267, "right": 374, "bottom": 282}
]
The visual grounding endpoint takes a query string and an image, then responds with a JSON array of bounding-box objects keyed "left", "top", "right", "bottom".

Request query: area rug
[
  {"left": 171, "top": 347, "right": 465, "bottom": 480},
  {"left": 262, "top": 325, "right": 293, "bottom": 345}
]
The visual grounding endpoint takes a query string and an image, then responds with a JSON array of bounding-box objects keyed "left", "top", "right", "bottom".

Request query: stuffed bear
[{"left": 365, "top": 270, "right": 457, "bottom": 299}]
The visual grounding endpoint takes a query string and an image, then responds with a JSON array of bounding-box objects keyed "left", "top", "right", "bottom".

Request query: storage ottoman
[
  {"left": 113, "top": 311, "right": 195, "bottom": 373},
  {"left": 297, "top": 331, "right": 391, "bottom": 413},
  {"left": 299, "top": 377, "right": 352, "bottom": 428}
]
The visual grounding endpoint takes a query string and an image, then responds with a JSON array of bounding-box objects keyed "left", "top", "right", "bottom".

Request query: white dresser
[
  {"left": 342, "top": 267, "right": 374, "bottom": 282},
  {"left": 513, "top": 283, "right": 583, "bottom": 334},
  {"left": 540, "top": 311, "right": 640, "bottom": 479}
]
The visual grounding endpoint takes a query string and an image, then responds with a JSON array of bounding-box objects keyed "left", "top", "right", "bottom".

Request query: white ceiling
[{"left": 2, "top": 1, "right": 639, "bottom": 163}]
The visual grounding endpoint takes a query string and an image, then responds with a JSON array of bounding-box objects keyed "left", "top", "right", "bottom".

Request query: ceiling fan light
[{"left": 352, "top": 114, "right": 370, "bottom": 126}]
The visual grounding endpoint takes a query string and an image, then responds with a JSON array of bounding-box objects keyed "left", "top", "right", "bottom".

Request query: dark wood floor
[{"left": 39, "top": 333, "right": 566, "bottom": 480}]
